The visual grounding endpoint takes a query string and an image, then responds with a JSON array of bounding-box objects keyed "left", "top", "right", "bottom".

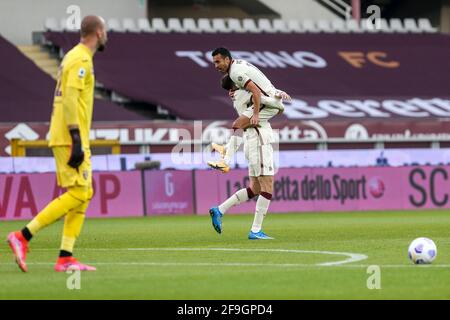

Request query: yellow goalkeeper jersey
[{"left": 49, "top": 43, "right": 94, "bottom": 149}]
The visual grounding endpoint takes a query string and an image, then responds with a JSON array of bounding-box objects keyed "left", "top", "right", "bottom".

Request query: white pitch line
[
  {"left": 123, "top": 248, "right": 368, "bottom": 266},
  {"left": 0, "top": 247, "right": 368, "bottom": 267},
  {"left": 0, "top": 262, "right": 449, "bottom": 268}
]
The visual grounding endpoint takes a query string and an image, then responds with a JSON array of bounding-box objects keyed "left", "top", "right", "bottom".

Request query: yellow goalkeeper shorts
[{"left": 53, "top": 147, "right": 92, "bottom": 188}]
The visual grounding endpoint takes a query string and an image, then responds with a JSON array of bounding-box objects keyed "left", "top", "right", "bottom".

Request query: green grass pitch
[{"left": 1, "top": 210, "right": 450, "bottom": 299}]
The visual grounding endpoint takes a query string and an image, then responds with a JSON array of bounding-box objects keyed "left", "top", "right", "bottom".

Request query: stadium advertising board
[
  {"left": 195, "top": 166, "right": 450, "bottom": 214},
  {"left": 2, "top": 166, "right": 450, "bottom": 220},
  {"left": 1, "top": 120, "right": 449, "bottom": 156},
  {"left": 143, "top": 170, "right": 194, "bottom": 215},
  {"left": 4, "top": 149, "right": 450, "bottom": 173},
  {"left": 0, "top": 171, "right": 143, "bottom": 220}
]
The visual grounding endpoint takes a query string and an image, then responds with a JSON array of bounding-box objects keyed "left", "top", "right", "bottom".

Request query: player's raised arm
[{"left": 245, "top": 80, "right": 262, "bottom": 125}]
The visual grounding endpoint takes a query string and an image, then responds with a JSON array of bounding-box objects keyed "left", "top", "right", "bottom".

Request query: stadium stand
[
  {"left": 242, "top": 18, "right": 260, "bottom": 33},
  {"left": 271, "top": 19, "right": 290, "bottom": 33},
  {"left": 227, "top": 18, "right": 245, "bottom": 33},
  {"left": 212, "top": 18, "right": 230, "bottom": 33},
  {"left": 0, "top": 35, "right": 148, "bottom": 122},
  {"left": 123, "top": 18, "right": 140, "bottom": 33},
  {"left": 182, "top": 18, "right": 201, "bottom": 33},
  {"left": 137, "top": 18, "right": 154, "bottom": 33},
  {"left": 43, "top": 17, "right": 439, "bottom": 34},
  {"left": 43, "top": 30, "right": 450, "bottom": 121},
  {"left": 107, "top": 18, "right": 124, "bottom": 33},
  {"left": 197, "top": 18, "right": 216, "bottom": 33},
  {"left": 286, "top": 19, "right": 303, "bottom": 32},
  {"left": 151, "top": 18, "right": 170, "bottom": 33},
  {"left": 167, "top": 18, "right": 186, "bottom": 33}
]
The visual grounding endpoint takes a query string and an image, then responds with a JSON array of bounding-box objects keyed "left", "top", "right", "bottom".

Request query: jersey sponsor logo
[{"left": 78, "top": 67, "right": 86, "bottom": 78}]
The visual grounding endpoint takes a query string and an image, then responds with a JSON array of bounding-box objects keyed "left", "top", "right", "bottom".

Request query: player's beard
[
  {"left": 97, "top": 43, "right": 106, "bottom": 52},
  {"left": 97, "top": 37, "right": 107, "bottom": 52}
]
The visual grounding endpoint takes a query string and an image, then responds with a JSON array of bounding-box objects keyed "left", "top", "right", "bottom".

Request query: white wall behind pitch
[{"left": 0, "top": 0, "right": 147, "bottom": 45}]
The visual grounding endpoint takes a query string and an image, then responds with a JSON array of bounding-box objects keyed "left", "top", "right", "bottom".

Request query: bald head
[
  {"left": 79, "top": 15, "right": 107, "bottom": 53},
  {"left": 80, "top": 15, "right": 105, "bottom": 38}
]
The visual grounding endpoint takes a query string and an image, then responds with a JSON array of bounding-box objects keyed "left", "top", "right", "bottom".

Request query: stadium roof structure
[{"left": 0, "top": 35, "right": 148, "bottom": 123}]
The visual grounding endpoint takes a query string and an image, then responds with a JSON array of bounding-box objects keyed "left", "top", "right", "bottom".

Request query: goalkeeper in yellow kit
[{"left": 7, "top": 16, "right": 108, "bottom": 272}]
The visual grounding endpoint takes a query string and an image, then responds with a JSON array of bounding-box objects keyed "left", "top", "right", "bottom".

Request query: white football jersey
[
  {"left": 232, "top": 89, "right": 252, "bottom": 116},
  {"left": 228, "top": 59, "right": 276, "bottom": 97}
]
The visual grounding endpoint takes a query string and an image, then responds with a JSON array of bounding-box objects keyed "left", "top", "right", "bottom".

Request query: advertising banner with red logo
[{"left": 0, "top": 171, "right": 144, "bottom": 220}]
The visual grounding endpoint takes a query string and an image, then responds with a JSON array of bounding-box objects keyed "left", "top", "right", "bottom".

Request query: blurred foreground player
[{"left": 7, "top": 15, "right": 108, "bottom": 272}]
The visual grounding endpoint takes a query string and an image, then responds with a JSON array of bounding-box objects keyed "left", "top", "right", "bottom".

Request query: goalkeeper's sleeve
[
  {"left": 63, "top": 86, "right": 81, "bottom": 128},
  {"left": 63, "top": 86, "right": 84, "bottom": 169}
]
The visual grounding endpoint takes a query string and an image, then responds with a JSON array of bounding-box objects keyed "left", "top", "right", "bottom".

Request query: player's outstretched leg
[
  {"left": 208, "top": 134, "right": 243, "bottom": 173},
  {"left": 209, "top": 187, "right": 257, "bottom": 234},
  {"left": 55, "top": 186, "right": 96, "bottom": 272},
  {"left": 208, "top": 117, "right": 248, "bottom": 173},
  {"left": 6, "top": 189, "right": 85, "bottom": 272},
  {"left": 211, "top": 142, "right": 226, "bottom": 159},
  {"left": 7, "top": 231, "right": 29, "bottom": 272}
]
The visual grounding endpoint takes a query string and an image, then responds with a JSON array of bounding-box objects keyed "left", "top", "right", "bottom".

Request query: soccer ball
[{"left": 408, "top": 237, "right": 437, "bottom": 264}]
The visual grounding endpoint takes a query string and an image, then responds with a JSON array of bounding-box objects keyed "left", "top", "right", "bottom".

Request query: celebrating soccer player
[
  {"left": 208, "top": 47, "right": 290, "bottom": 240},
  {"left": 7, "top": 15, "right": 108, "bottom": 272}
]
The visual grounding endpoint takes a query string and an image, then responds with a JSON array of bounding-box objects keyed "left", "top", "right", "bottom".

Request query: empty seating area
[
  {"left": 44, "top": 17, "right": 439, "bottom": 34},
  {"left": 0, "top": 34, "right": 148, "bottom": 123}
]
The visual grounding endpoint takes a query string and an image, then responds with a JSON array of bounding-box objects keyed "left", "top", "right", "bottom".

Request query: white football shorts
[{"left": 243, "top": 126, "right": 275, "bottom": 177}]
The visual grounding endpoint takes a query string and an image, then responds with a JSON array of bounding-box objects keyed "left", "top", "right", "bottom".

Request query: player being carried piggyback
[{"left": 208, "top": 47, "right": 291, "bottom": 240}]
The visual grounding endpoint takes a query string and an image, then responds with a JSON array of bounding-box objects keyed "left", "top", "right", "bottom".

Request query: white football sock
[
  {"left": 261, "top": 95, "right": 283, "bottom": 109},
  {"left": 251, "top": 194, "right": 271, "bottom": 233},
  {"left": 218, "top": 188, "right": 249, "bottom": 214},
  {"left": 223, "top": 135, "right": 243, "bottom": 164}
]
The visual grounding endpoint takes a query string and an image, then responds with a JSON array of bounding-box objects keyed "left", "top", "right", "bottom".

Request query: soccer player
[
  {"left": 7, "top": 15, "right": 108, "bottom": 272},
  {"left": 207, "top": 47, "right": 289, "bottom": 173},
  {"left": 209, "top": 76, "right": 278, "bottom": 240},
  {"left": 209, "top": 48, "right": 289, "bottom": 240},
  {"left": 208, "top": 75, "right": 289, "bottom": 172}
]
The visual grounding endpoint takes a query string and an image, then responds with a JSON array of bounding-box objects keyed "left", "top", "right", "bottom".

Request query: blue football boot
[
  {"left": 209, "top": 207, "right": 223, "bottom": 234},
  {"left": 248, "top": 230, "right": 274, "bottom": 240}
]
